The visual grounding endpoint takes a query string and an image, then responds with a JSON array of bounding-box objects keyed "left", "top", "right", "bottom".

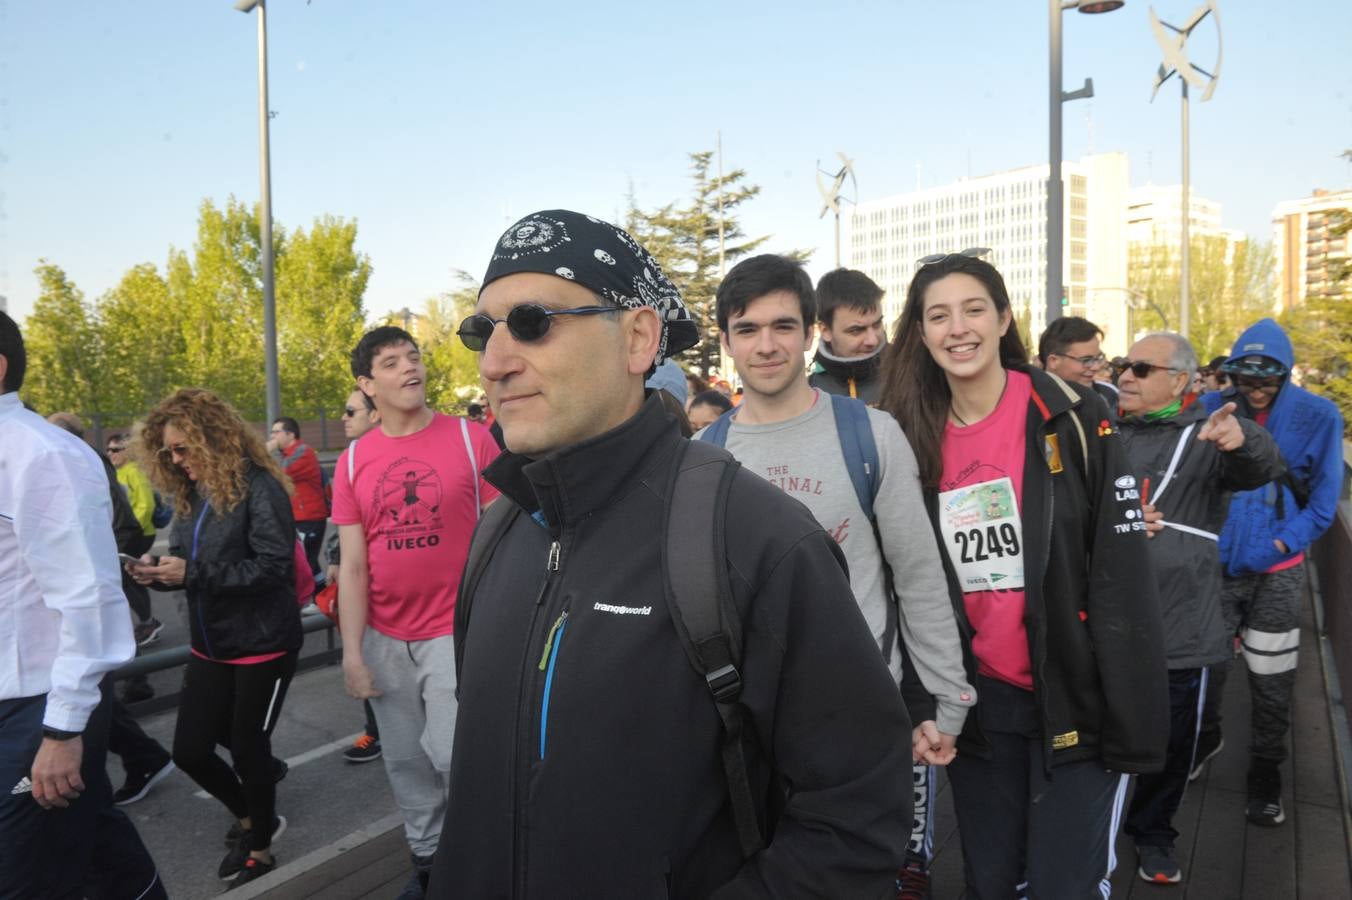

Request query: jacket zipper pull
[
  {"left": 538, "top": 610, "right": 569, "bottom": 670},
  {"left": 534, "top": 540, "right": 561, "bottom": 606}
]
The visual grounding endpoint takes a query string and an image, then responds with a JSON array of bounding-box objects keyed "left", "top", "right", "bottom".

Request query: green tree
[
  {"left": 1128, "top": 234, "right": 1275, "bottom": 361},
  {"left": 21, "top": 261, "right": 102, "bottom": 416},
  {"left": 1287, "top": 207, "right": 1352, "bottom": 432},
  {"left": 171, "top": 197, "right": 272, "bottom": 412},
  {"left": 95, "top": 263, "right": 185, "bottom": 417},
  {"left": 627, "top": 151, "right": 774, "bottom": 374},
  {"left": 276, "top": 215, "right": 371, "bottom": 415},
  {"left": 396, "top": 272, "right": 482, "bottom": 413}
]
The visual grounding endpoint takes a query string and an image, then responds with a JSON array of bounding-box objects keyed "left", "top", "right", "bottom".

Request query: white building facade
[{"left": 844, "top": 152, "right": 1130, "bottom": 355}]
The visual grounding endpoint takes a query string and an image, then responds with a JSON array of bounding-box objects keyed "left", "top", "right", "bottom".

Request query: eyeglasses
[
  {"left": 457, "top": 303, "right": 620, "bottom": 352},
  {"left": 270, "top": 427, "right": 286, "bottom": 434},
  {"left": 1053, "top": 352, "right": 1106, "bottom": 369},
  {"left": 917, "top": 246, "right": 991, "bottom": 266},
  {"left": 158, "top": 444, "right": 190, "bottom": 461},
  {"left": 1114, "top": 360, "right": 1177, "bottom": 379},
  {"left": 341, "top": 406, "right": 359, "bottom": 418},
  {"left": 1236, "top": 376, "right": 1282, "bottom": 392},
  {"left": 107, "top": 445, "right": 126, "bottom": 454}
]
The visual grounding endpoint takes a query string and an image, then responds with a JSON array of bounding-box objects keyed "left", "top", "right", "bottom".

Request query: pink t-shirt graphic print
[{"left": 332, "top": 414, "right": 500, "bottom": 641}]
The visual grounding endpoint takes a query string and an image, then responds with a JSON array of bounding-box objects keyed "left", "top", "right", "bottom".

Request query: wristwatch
[{"left": 41, "top": 727, "right": 82, "bottom": 741}]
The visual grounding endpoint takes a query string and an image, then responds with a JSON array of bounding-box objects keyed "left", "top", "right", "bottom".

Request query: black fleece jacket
[
  {"left": 434, "top": 395, "right": 911, "bottom": 900},
  {"left": 161, "top": 464, "right": 302, "bottom": 660},
  {"left": 919, "top": 369, "right": 1170, "bottom": 774}
]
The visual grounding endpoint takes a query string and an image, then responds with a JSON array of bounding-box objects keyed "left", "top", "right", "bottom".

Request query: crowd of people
[{"left": 0, "top": 206, "right": 1345, "bottom": 899}]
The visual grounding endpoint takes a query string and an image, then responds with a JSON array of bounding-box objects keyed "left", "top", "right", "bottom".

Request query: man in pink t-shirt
[{"left": 333, "top": 325, "right": 499, "bottom": 895}]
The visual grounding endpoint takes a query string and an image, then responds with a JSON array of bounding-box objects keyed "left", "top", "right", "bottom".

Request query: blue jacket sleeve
[{"left": 1273, "top": 409, "right": 1345, "bottom": 555}]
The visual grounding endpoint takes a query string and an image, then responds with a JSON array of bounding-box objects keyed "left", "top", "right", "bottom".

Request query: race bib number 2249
[{"left": 937, "top": 476, "right": 1025, "bottom": 593}]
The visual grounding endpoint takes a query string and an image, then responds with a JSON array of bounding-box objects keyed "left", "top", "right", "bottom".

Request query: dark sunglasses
[
  {"left": 1114, "top": 359, "right": 1176, "bottom": 379},
  {"left": 1236, "top": 376, "right": 1282, "bottom": 391},
  {"left": 342, "top": 406, "right": 358, "bottom": 418},
  {"left": 158, "top": 444, "right": 190, "bottom": 460},
  {"left": 457, "top": 303, "right": 619, "bottom": 352},
  {"left": 107, "top": 445, "right": 126, "bottom": 453},
  {"left": 918, "top": 246, "right": 991, "bottom": 266}
]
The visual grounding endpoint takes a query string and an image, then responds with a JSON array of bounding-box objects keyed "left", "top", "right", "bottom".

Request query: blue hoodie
[{"left": 1201, "top": 318, "right": 1345, "bottom": 575}]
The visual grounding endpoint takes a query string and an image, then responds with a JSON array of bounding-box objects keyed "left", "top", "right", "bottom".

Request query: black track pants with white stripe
[{"left": 1203, "top": 565, "right": 1305, "bottom": 765}]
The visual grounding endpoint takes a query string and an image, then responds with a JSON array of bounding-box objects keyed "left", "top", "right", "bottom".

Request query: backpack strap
[
  {"left": 662, "top": 439, "right": 763, "bottom": 858},
  {"left": 459, "top": 417, "right": 480, "bottom": 518},
  {"left": 453, "top": 498, "right": 522, "bottom": 687},
  {"left": 828, "top": 393, "right": 879, "bottom": 520},
  {"left": 1041, "top": 372, "right": 1091, "bottom": 473},
  {"left": 697, "top": 407, "right": 737, "bottom": 447}
]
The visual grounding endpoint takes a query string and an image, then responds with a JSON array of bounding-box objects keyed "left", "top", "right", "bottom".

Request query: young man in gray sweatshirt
[{"left": 700, "top": 254, "right": 974, "bottom": 900}]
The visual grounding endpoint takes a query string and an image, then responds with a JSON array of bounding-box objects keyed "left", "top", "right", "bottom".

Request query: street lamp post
[
  {"left": 235, "top": 0, "right": 280, "bottom": 426},
  {"left": 1048, "top": 0, "right": 1123, "bottom": 332}
]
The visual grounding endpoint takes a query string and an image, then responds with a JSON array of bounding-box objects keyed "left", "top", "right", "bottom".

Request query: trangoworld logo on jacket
[{"left": 374, "top": 456, "right": 444, "bottom": 550}]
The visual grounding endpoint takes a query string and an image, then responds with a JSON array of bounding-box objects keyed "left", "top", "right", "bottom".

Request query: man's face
[
  {"left": 721, "top": 291, "right": 812, "bottom": 403},
  {"left": 688, "top": 402, "right": 724, "bottom": 432},
  {"left": 820, "top": 306, "right": 885, "bottom": 358},
  {"left": 1235, "top": 373, "right": 1283, "bottom": 411},
  {"left": 476, "top": 272, "right": 653, "bottom": 457},
  {"left": 1045, "top": 337, "right": 1105, "bottom": 387},
  {"left": 359, "top": 340, "right": 427, "bottom": 416},
  {"left": 270, "top": 422, "right": 297, "bottom": 451},
  {"left": 342, "top": 389, "right": 378, "bottom": 439},
  {"left": 1117, "top": 337, "right": 1188, "bottom": 415}
]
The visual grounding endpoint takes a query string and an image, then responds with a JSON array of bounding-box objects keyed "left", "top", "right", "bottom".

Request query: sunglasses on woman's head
[
  {"left": 917, "top": 246, "right": 992, "bottom": 266},
  {"left": 456, "top": 303, "right": 620, "bottom": 352}
]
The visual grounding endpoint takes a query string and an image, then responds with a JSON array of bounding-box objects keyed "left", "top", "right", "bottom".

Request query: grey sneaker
[{"left": 1137, "top": 845, "right": 1182, "bottom": 884}]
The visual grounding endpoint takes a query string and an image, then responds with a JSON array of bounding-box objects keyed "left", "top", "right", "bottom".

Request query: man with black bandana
[
  {"left": 430, "top": 211, "right": 911, "bottom": 898},
  {"left": 808, "top": 267, "right": 887, "bottom": 405}
]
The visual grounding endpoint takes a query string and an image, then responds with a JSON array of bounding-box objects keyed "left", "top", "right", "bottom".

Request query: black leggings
[{"left": 173, "top": 651, "right": 298, "bottom": 851}]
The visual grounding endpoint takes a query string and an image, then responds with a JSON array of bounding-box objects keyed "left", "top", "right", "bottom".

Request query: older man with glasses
[
  {"left": 1114, "top": 332, "right": 1283, "bottom": 884},
  {"left": 1193, "top": 318, "right": 1345, "bottom": 828}
]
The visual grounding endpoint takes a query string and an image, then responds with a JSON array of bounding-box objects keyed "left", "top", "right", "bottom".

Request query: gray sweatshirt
[{"left": 708, "top": 395, "right": 975, "bottom": 734}]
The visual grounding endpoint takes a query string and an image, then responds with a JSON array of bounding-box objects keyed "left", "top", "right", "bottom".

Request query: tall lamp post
[
  {"left": 1048, "top": 0, "right": 1124, "bottom": 331},
  {"left": 234, "top": 0, "right": 280, "bottom": 426},
  {"left": 1149, "top": 1, "right": 1223, "bottom": 340}
]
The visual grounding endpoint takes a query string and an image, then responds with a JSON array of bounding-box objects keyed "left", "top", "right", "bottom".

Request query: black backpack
[{"left": 455, "top": 439, "right": 767, "bottom": 857}]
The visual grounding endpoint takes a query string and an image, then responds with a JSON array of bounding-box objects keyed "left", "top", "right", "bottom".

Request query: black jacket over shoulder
[
  {"left": 1117, "top": 402, "right": 1282, "bottom": 668},
  {"left": 435, "top": 395, "right": 911, "bottom": 900},
  {"left": 163, "top": 464, "right": 302, "bottom": 660},
  {"left": 923, "top": 369, "right": 1170, "bottom": 775}
]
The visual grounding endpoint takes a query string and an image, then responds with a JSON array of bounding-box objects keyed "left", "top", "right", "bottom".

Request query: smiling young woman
[{"left": 877, "top": 253, "right": 1171, "bottom": 898}]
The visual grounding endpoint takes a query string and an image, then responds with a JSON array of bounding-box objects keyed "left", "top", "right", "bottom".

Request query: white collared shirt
[{"left": 0, "top": 392, "right": 135, "bottom": 731}]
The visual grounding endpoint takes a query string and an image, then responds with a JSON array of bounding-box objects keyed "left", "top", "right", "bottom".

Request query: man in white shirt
[{"left": 0, "top": 311, "right": 165, "bottom": 899}]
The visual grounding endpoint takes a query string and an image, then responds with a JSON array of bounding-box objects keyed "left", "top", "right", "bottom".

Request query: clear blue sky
[{"left": 3, "top": 0, "right": 1349, "bottom": 326}]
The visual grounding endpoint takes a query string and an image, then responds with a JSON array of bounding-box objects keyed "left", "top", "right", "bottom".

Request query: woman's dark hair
[
  {"left": 653, "top": 389, "right": 694, "bottom": 438},
  {"left": 689, "top": 389, "right": 733, "bottom": 414},
  {"left": 877, "top": 255, "right": 1028, "bottom": 489}
]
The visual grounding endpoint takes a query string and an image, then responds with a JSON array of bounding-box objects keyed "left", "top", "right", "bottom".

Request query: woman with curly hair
[{"left": 129, "top": 388, "right": 303, "bottom": 889}]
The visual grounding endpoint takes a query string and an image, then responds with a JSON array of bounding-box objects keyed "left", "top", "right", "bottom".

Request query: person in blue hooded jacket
[{"left": 1193, "top": 318, "right": 1344, "bottom": 827}]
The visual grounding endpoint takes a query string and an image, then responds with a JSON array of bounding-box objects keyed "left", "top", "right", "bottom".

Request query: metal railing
[
  {"left": 1309, "top": 439, "right": 1352, "bottom": 868},
  {"left": 112, "top": 610, "right": 340, "bottom": 717}
]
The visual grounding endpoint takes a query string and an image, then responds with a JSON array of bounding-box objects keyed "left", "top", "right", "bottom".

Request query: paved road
[{"left": 109, "top": 532, "right": 406, "bottom": 899}]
